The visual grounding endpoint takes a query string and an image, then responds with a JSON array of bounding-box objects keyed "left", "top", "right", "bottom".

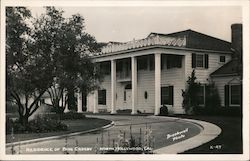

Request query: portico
[
  {"left": 78, "top": 52, "right": 164, "bottom": 115},
  {"left": 80, "top": 34, "right": 188, "bottom": 115}
]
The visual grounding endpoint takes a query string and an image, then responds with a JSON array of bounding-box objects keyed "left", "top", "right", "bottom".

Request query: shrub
[
  {"left": 116, "top": 109, "right": 132, "bottom": 114},
  {"left": 59, "top": 111, "right": 86, "bottom": 120},
  {"left": 159, "top": 105, "right": 168, "bottom": 116},
  {"left": 182, "top": 69, "right": 201, "bottom": 115},
  {"left": 6, "top": 115, "right": 68, "bottom": 134}
]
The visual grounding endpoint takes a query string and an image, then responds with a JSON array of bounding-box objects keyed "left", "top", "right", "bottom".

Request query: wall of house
[
  {"left": 87, "top": 50, "right": 232, "bottom": 114},
  {"left": 212, "top": 76, "right": 241, "bottom": 107},
  {"left": 185, "top": 52, "right": 231, "bottom": 84}
]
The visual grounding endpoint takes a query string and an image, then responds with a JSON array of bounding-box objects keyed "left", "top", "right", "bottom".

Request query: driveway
[{"left": 6, "top": 115, "right": 201, "bottom": 154}]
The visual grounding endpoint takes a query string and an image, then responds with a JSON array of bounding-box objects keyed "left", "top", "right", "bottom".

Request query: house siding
[
  {"left": 212, "top": 76, "right": 241, "bottom": 107},
  {"left": 185, "top": 52, "right": 231, "bottom": 84},
  {"left": 87, "top": 51, "right": 231, "bottom": 114}
]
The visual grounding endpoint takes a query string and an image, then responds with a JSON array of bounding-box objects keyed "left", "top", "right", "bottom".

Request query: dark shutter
[
  {"left": 169, "top": 86, "right": 174, "bottom": 105},
  {"left": 224, "top": 85, "right": 229, "bottom": 107},
  {"left": 205, "top": 54, "right": 209, "bottom": 69},
  {"left": 192, "top": 53, "right": 196, "bottom": 68}
]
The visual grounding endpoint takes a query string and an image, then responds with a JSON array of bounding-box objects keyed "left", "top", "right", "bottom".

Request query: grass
[
  {"left": 6, "top": 117, "right": 111, "bottom": 143},
  {"left": 171, "top": 115, "right": 243, "bottom": 154}
]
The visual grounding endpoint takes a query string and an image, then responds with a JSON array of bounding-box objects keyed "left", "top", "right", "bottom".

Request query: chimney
[{"left": 231, "top": 23, "right": 242, "bottom": 61}]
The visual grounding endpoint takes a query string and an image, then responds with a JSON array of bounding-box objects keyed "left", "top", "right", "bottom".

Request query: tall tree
[
  {"left": 33, "top": 7, "right": 103, "bottom": 113},
  {"left": 6, "top": 7, "right": 53, "bottom": 126}
]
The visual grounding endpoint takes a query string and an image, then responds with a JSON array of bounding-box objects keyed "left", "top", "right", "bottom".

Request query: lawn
[
  {"left": 172, "top": 115, "right": 243, "bottom": 154},
  {"left": 6, "top": 117, "right": 111, "bottom": 143}
]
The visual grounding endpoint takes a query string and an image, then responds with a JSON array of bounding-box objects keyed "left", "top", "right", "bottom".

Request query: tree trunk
[{"left": 20, "top": 114, "right": 29, "bottom": 129}]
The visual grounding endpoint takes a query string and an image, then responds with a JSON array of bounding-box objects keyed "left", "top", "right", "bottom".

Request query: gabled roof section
[
  {"left": 210, "top": 59, "right": 241, "bottom": 77},
  {"left": 148, "top": 29, "right": 232, "bottom": 52}
]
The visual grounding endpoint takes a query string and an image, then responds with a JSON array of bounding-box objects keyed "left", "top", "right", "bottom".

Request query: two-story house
[{"left": 82, "top": 28, "right": 233, "bottom": 115}]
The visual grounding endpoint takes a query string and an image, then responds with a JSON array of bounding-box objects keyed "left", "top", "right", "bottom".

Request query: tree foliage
[
  {"left": 182, "top": 69, "right": 201, "bottom": 114},
  {"left": 6, "top": 7, "right": 53, "bottom": 126},
  {"left": 32, "top": 7, "right": 103, "bottom": 113},
  {"left": 6, "top": 7, "right": 103, "bottom": 127}
]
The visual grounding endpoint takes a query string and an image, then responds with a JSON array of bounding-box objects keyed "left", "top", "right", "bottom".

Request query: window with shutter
[
  {"left": 192, "top": 53, "right": 208, "bottom": 69},
  {"left": 98, "top": 89, "right": 106, "bottom": 105},
  {"left": 229, "top": 85, "right": 241, "bottom": 106},
  {"left": 161, "top": 86, "right": 174, "bottom": 105}
]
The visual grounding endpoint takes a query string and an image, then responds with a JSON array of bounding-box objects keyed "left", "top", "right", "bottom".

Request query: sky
[{"left": 29, "top": 6, "right": 242, "bottom": 43}]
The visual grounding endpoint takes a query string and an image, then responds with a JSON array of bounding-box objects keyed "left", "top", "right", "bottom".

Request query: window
[
  {"left": 149, "top": 55, "right": 154, "bottom": 70},
  {"left": 192, "top": 53, "right": 209, "bottom": 68},
  {"left": 225, "top": 84, "right": 242, "bottom": 107},
  {"left": 98, "top": 89, "right": 106, "bottom": 105},
  {"left": 161, "top": 86, "right": 173, "bottom": 105},
  {"left": 196, "top": 54, "right": 204, "bottom": 68},
  {"left": 230, "top": 85, "right": 241, "bottom": 105},
  {"left": 100, "top": 61, "right": 110, "bottom": 75},
  {"left": 137, "top": 56, "right": 148, "bottom": 70},
  {"left": 124, "top": 91, "right": 126, "bottom": 101},
  {"left": 197, "top": 85, "right": 205, "bottom": 105},
  {"left": 220, "top": 56, "right": 226, "bottom": 63}
]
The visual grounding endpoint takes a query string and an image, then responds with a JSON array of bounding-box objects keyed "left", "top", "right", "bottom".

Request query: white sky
[{"left": 29, "top": 6, "right": 242, "bottom": 43}]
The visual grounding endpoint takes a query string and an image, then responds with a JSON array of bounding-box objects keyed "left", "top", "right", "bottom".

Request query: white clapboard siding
[
  {"left": 212, "top": 76, "right": 241, "bottom": 107},
  {"left": 185, "top": 52, "right": 231, "bottom": 84},
  {"left": 87, "top": 51, "right": 232, "bottom": 114}
]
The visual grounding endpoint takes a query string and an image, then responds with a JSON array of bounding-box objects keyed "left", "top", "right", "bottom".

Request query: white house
[
  {"left": 210, "top": 24, "right": 242, "bottom": 110},
  {"left": 79, "top": 28, "right": 236, "bottom": 115}
]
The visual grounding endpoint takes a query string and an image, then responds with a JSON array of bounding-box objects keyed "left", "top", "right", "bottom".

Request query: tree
[
  {"left": 6, "top": 7, "right": 54, "bottom": 126},
  {"left": 33, "top": 7, "right": 103, "bottom": 113},
  {"left": 182, "top": 69, "right": 201, "bottom": 114},
  {"left": 204, "top": 80, "right": 221, "bottom": 114}
]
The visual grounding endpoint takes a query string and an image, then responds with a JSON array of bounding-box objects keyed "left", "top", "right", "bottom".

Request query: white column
[
  {"left": 64, "top": 92, "right": 70, "bottom": 113},
  {"left": 77, "top": 91, "right": 83, "bottom": 113},
  {"left": 131, "top": 56, "right": 137, "bottom": 114},
  {"left": 154, "top": 53, "right": 161, "bottom": 115},
  {"left": 93, "top": 90, "right": 98, "bottom": 113},
  {"left": 111, "top": 59, "right": 117, "bottom": 114}
]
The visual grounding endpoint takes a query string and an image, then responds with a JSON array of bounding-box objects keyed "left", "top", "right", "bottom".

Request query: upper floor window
[
  {"left": 100, "top": 61, "right": 111, "bottom": 75},
  {"left": 161, "top": 55, "right": 182, "bottom": 70},
  {"left": 192, "top": 53, "right": 209, "bottom": 69},
  {"left": 196, "top": 54, "right": 204, "bottom": 68},
  {"left": 137, "top": 56, "right": 148, "bottom": 70},
  {"left": 220, "top": 56, "right": 226, "bottom": 63}
]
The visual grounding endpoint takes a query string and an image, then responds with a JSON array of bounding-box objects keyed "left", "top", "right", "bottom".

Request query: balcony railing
[
  {"left": 95, "top": 35, "right": 186, "bottom": 56},
  {"left": 117, "top": 71, "right": 131, "bottom": 82}
]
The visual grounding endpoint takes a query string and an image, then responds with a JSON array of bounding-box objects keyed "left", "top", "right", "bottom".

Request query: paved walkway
[{"left": 5, "top": 115, "right": 220, "bottom": 154}]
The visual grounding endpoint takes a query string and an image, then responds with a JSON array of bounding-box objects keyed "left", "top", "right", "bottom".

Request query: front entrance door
[{"left": 124, "top": 89, "right": 132, "bottom": 109}]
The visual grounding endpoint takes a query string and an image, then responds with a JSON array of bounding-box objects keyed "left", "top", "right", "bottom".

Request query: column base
[
  {"left": 110, "top": 111, "right": 117, "bottom": 114},
  {"left": 64, "top": 108, "right": 70, "bottom": 113},
  {"left": 131, "top": 111, "right": 137, "bottom": 115}
]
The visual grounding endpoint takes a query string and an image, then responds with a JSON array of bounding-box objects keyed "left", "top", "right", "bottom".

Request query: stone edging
[
  {"left": 150, "top": 116, "right": 222, "bottom": 154},
  {"left": 6, "top": 121, "right": 115, "bottom": 147}
]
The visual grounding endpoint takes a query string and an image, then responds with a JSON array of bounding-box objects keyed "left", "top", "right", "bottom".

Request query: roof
[
  {"left": 210, "top": 59, "right": 242, "bottom": 77},
  {"left": 95, "top": 29, "right": 232, "bottom": 56},
  {"left": 148, "top": 29, "right": 232, "bottom": 52}
]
